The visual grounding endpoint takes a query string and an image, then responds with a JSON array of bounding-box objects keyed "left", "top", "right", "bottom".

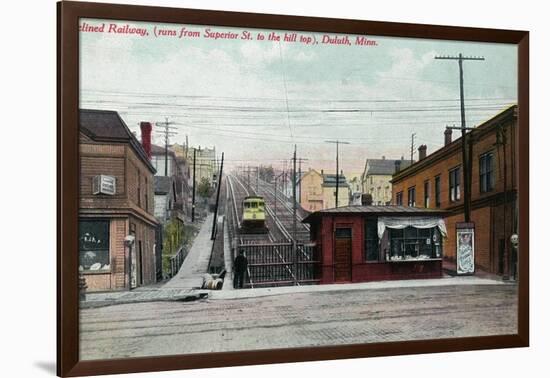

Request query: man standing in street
[{"left": 233, "top": 250, "right": 248, "bottom": 289}]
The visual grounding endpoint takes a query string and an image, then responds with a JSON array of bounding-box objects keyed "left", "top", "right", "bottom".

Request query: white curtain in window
[{"left": 377, "top": 216, "right": 448, "bottom": 239}]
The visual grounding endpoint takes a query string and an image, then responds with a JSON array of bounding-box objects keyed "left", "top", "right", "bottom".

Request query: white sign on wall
[
  {"left": 93, "top": 175, "right": 116, "bottom": 195},
  {"left": 456, "top": 227, "right": 475, "bottom": 274}
]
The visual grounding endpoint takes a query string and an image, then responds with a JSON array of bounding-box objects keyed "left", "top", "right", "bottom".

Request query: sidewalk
[
  {"left": 208, "top": 275, "right": 510, "bottom": 300},
  {"left": 162, "top": 213, "right": 214, "bottom": 290}
]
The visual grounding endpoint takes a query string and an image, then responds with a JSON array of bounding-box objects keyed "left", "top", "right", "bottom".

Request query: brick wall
[
  {"left": 391, "top": 109, "right": 517, "bottom": 275},
  {"left": 80, "top": 133, "right": 160, "bottom": 291}
]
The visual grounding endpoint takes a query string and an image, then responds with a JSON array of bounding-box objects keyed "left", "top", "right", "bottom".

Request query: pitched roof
[
  {"left": 154, "top": 176, "right": 173, "bottom": 194},
  {"left": 79, "top": 109, "right": 132, "bottom": 140},
  {"left": 79, "top": 109, "right": 155, "bottom": 173},
  {"left": 302, "top": 205, "right": 447, "bottom": 223},
  {"left": 322, "top": 174, "right": 349, "bottom": 188},
  {"left": 365, "top": 158, "right": 413, "bottom": 176}
]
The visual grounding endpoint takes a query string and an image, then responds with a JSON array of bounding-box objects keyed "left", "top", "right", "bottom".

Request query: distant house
[
  {"left": 154, "top": 176, "right": 176, "bottom": 224},
  {"left": 300, "top": 169, "right": 350, "bottom": 210},
  {"left": 300, "top": 169, "right": 324, "bottom": 212},
  {"left": 361, "top": 157, "right": 412, "bottom": 205},
  {"left": 188, "top": 146, "right": 217, "bottom": 185},
  {"left": 322, "top": 173, "right": 350, "bottom": 209},
  {"left": 347, "top": 173, "right": 363, "bottom": 205},
  {"left": 150, "top": 144, "right": 177, "bottom": 177}
]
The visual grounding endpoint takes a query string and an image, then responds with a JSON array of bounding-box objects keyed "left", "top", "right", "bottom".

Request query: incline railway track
[
  {"left": 254, "top": 177, "right": 311, "bottom": 242},
  {"left": 226, "top": 173, "right": 316, "bottom": 288}
]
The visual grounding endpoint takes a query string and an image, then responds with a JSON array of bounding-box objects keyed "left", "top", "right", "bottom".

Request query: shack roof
[{"left": 302, "top": 205, "right": 447, "bottom": 224}]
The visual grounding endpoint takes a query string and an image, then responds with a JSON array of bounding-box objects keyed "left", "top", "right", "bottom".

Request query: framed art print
[{"left": 57, "top": 1, "right": 529, "bottom": 376}]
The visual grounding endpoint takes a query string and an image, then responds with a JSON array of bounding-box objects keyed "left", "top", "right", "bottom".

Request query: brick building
[
  {"left": 79, "top": 110, "right": 160, "bottom": 291},
  {"left": 391, "top": 105, "right": 518, "bottom": 276},
  {"left": 303, "top": 206, "right": 447, "bottom": 283}
]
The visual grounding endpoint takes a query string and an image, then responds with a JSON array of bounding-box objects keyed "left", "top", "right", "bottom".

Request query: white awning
[{"left": 378, "top": 216, "right": 447, "bottom": 239}]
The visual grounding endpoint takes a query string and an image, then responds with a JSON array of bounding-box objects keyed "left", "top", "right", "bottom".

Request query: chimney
[
  {"left": 394, "top": 160, "right": 401, "bottom": 173},
  {"left": 321, "top": 169, "right": 324, "bottom": 176},
  {"left": 140, "top": 121, "right": 152, "bottom": 160},
  {"left": 418, "top": 144, "right": 427, "bottom": 160},
  {"left": 444, "top": 128, "right": 453, "bottom": 146}
]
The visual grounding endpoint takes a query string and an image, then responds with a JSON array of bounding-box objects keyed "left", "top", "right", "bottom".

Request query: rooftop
[
  {"left": 365, "top": 158, "right": 413, "bottom": 176},
  {"left": 79, "top": 109, "right": 155, "bottom": 173},
  {"left": 392, "top": 105, "right": 517, "bottom": 182},
  {"left": 322, "top": 174, "right": 349, "bottom": 188},
  {"left": 302, "top": 205, "right": 446, "bottom": 223}
]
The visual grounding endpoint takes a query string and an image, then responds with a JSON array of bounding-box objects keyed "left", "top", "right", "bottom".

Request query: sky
[{"left": 79, "top": 18, "right": 518, "bottom": 175}]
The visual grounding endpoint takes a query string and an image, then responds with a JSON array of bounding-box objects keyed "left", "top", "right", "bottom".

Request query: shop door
[{"left": 334, "top": 227, "right": 352, "bottom": 282}]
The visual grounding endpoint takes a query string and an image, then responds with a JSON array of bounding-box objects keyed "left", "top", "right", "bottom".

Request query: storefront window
[
  {"left": 79, "top": 220, "right": 110, "bottom": 271},
  {"left": 389, "top": 226, "right": 441, "bottom": 260}
]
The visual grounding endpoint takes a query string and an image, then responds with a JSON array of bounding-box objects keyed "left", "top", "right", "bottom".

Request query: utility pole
[
  {"left": 273, "top": 171, "right": 285, "bottom": 219},
  {"left": 295, "top": 158, "right": 308, "bottom": 205},
  {"left": 155, "top": 117, "right": 177, "bottom": 176},
  {"left": 292, "top": 145, "right": 298, "bottom": 286},
  {"left": 435, "top": 53, "right": 484, "bottom": 222},
  {"left": 325, "top": 140, "right": 350, "bottom": 208},
  {"left": 410, "top": 133, "right": 416, "bottom": 163},
  {"left": 185, "top": 135, "right": 189, "bottom": 159},
  {"left": 211, "top": 152, "right": 224, "bottom": 240},
  {"left": 191, "top": 148, "right": 196, "bottom": 222}
]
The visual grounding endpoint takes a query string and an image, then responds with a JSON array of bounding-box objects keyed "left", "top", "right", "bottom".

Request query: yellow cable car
[{"left": 241, "top": 196, "right": 267, "bottom": 232}]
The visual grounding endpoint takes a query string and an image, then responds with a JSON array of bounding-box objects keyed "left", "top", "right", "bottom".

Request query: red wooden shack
[{"left": 302, "top": 206, "right": 448, "bottom": 283}]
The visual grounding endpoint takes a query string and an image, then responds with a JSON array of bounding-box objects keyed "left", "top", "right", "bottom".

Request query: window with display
[
  {"left": 389, "top": 226, "right": 442, "bottom": 260},
  {"left": 364, "top": 219, "right": 379, "bottom": 261},
  {"left": 79, "top": 220, "right": 110, "bottom": 271}
]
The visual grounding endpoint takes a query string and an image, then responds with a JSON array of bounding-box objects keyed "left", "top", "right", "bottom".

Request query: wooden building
[
  {"left": 303, "top": 206, "right": 447, "bottom": 283},
  {"left": 391, "top": 105, "right": 518, "bottom": 276},
  {"left": 79, "top": 110, "right": 160, "bottom": 292}
]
